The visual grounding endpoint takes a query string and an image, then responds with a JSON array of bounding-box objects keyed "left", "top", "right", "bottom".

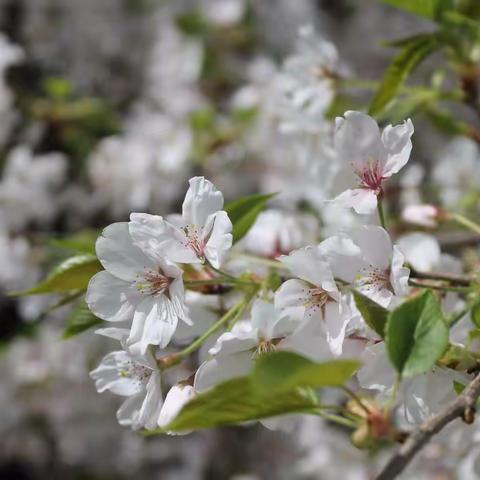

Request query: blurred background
[{"left": 0, "top": 1, "right": 452, "bottom": 479}]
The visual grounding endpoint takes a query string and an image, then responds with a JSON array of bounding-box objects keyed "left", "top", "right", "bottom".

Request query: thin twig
[
  {"left": 409, "top": 268, "right": 474, "bottom": 287},
  {"left": 376, "top": 373, "right": 480, "bottom": 480}
]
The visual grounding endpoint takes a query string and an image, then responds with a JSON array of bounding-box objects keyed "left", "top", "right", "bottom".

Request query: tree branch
[
  {"left": 376, "top": 373, "right": 480, "bottom": 480},
  {"left": 409, "top": 268, "right": 473, "bottom": 287}
]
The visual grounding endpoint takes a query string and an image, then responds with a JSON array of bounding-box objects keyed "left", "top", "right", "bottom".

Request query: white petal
[
  {"left": 349, "top": 225, "right": 392, "bottom": 270},
  {"left": 94, "top": 327, "right": 130, "bottom": 342},
  {"left": 357, "top": 342, "right": 395, "bottom": 393},
  {"left": 158, "top": 384, "right": 195, "bottom": 434},
  {"left": 209, "top": 330, "right": 258, "bottom": 357},
  {"left": 381, "top": 118, "right": 414, "bottom": 177},
  {"left": 90, "top": 350, "right": 145, "bottom": 396},
  {"left": 334, "top": 111, "right": 383, "bottom": 172},
  {"left": 274, "top": 279, "right": 309, "bottom": 321},
  {"left": 203, "top": 211, "right": 233, "bottom": 268},
  {"left": 86, "top": 271, "right": 142, "bottom": 322},
  {"left": 194, "top": 351, "right": 254, "bottom": 392},
  {"left": 323, "top": 301, "right": 352, "bottom": 357},
  {"left": 128, "top": 212, "right": 167, "bottom": 252},
  {"left": 137, "top": 372, "right": 163, "bottom": 430},
  {"left": 332, "top": 188, "right": 378, "bottom": 215},
  {"left": 96, "top": 222, "right": 155, "bottom": 282},
  {"left": 317, "top": 235, "right": 363, "bottom": 283},
  {"left": 182, "top": 176, "right": 224, "bottom": 226},
  {"left": 390, "top": 245, "right": 410, "bottom": 297},
  {"left": 117, "top": 393, "right": 145, "bottom": 429},
  {"left": 279, "top": 246, "right": 337, "bottom": 291},
  {"left": 127, "top": 296, "right": 178, "bottom": 354},
  {"left": 397, "top": 233, "right": 440, "bottom": 272}
]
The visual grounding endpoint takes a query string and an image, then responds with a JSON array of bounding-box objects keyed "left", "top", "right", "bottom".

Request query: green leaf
[
  {"left": 385, "top": 290, "right": 449, "bottom": 377},
  {"left": 49, "top": 230, "right": 98, "bottom": 254},
  {"left": 381, "top": 0, "right": 454, "bottom": 20},
  {"left": 253, "top": 351, "right": 360, "bottom": 393},
  {"left": 62, "top": 301, "right": 103, "bottom": 339},
  {"left": 353, "top": 291, "right": 389, "bottom": 338},
  {"left": 472, "top": 303, "right": 480, "bottom": 328},
  {"left": 14, "top": 254, "right": 102, "bottom": 295},
  {"left": 152, "top": 376, "right": 319, "bottom": 433},
  {"left": 369, "top": 34, "right": 440, "bottom": 117},
  {"left": 225, "top": 192, "right": 277, "bottom": 242}
]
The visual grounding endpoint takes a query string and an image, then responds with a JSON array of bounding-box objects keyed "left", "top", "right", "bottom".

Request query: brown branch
[
  {"left": 376, "top": 373, "right": 480, "bottom": 480},
  {"left": 409, "top": 268, "right": 474, "bottom": 287}
]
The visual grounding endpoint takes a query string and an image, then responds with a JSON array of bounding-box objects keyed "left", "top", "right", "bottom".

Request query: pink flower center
[
  {"left": 137, "top": 269, "right": 173, "bottom": 296},
  {"left": 183, "top": 225, "right": 207, "bottom": 261},
  {"left": 355, "top": 159, "right": 385, "bottom": 193},
  {"left": 304, "top": 287, "right": 336, "bottom": 317},
  {"left": 357, "top": 266, "right": 393, "bottom": 295}
]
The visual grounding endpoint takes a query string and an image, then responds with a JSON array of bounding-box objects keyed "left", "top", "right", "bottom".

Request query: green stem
[
  {"left": 176, "top": 300, "right": 245, "bottom": 359},
  {"left": 206, "top": 261, "right": 238, "bottom": 282},
  {"left": 452, "top": 213, "right": 480, "bottom": 235},
  {"left": 315, "top": 409, "right": 357, "bottom": 428},
  {"left": 377, "top": 198, "right": 386, "bottom": 229},
  {"left": 233, "top": 253, "right": 283, "bottom": 269}
]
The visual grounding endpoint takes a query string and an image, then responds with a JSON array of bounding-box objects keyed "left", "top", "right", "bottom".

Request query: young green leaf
[
  {"left": 62, "top": 301, "right": 103, "bottom": 339},
  {"left": 150, "top": 376, "right": 319, "bottom": 433},
  {"left": 385, "top": 290, "right": 449, "bottom": 377},
  {"left": 381, "top": 0, "right": 454, "bottom": 21},
  {"left": 353, "top": 291, "right": 389, "bottom": 338},
  {"left": 369, "top": 34, "right": 439, "bottom": 117},
  {"left": 14, "top": 254, "right": 102, "bottom": 295},
  {"left": 225, "top": 192, "right": 277, "bottom": 242},
  {"left": 49, "top": 230, "right": 98, "bottom": 254},
  {"left": 252, "top": 351, "right": 360, "bottom": 393}
]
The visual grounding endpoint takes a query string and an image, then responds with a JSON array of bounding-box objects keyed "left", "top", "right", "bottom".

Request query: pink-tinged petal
[
  {"left": 203, "top": 211, "right": 233, "bottom": 268},
  {"left": 86, "top": 271, "right": 142, "bottom": 322},
  {"left": 332, "top": 188, "right": 378, "bottom": 215},
  {"left": 194, "top": 351, "right": 254, "bottom": 392},
  {"left": 182, "top": 176, "right": 224, "bottom": 226},
  {"left": 96, "top": 222, "right": 155, "bottom": 282},
  {"left": 158, "top": 222, "right": 201, "bottom": 264},
  {"left": 349, "top": 225, "right": 392, "bottom": 270},
  {"left": 381, "top": 119, "right": 414, "bottom": 177}
]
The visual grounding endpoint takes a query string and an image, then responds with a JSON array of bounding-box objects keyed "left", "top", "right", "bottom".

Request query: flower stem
[
  {"left": 377, "top": 198, "right": 387, "bottom": 229},
  {"left": 184, "top": 278, "right": 256, "bottom": 287},
  {"left": 314, "top": 409, "right": 357, "bottom": 428},
  {"left": 159, "top": 299, "right": 249, "bottom": 370},
  {"left": 452, "top": 213, "right": 480, "bottom": 235},
  {"left": 206, "top": 261, "right": 238, "bottom": 282}
]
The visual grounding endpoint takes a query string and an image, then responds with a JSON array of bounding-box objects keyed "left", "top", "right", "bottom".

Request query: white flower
[
  {"left": 397, "top": 233, "right": 441, "bottom": 272},
  {"left": 332, "top": 111, "right": 414, "bottom": 214},
  {"left": 325, "top": 226, "right": 409, "bottom": 308},
  {"left": 90, "top": 346, "right": 162, "bottom": 430},
  {"left": 129, "top": 177, "right": 232, "bottom": 268},
  {"left": 278, "top": 25, "right": 340, "bottom": 133},
  {"left": 402, "top": 204, "right": 441, "bottom": 228},
  {"left": 200, "top": 0, "right": 246, "bottom": 26},
  {"left": 242, "top": 209, "right": 318, "bottom": 258},
  {"left": 158, "top": 384, "right": 195, "bottom": 435},
  {"left": 275, "top": 246, "right": 353, "bottom": 356},
  {"left": 194, "top": 300, "right": 331, "bottom": 393},
  {"left": 86, "top": 222, "right": 190, "bottom": 353},
  {"left": 433, "top": 137, "right": 480, "bottom": 207},
  {"left": 358, "top": 342, "right": 463, "bottom": 425}
]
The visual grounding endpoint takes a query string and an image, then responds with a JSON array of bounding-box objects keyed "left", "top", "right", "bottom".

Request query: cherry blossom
[
  {"left": 332, "top": 111, "right": 414, "bottom": 214},
  {"left": 90, "top": 346, "right": 163, "bottom": 430},
  {"left": 129, "top": 177, "right": 232, "bottom": 269},
  {"left": 86, "top": 222, "right": 190, "bottom": 353}
]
